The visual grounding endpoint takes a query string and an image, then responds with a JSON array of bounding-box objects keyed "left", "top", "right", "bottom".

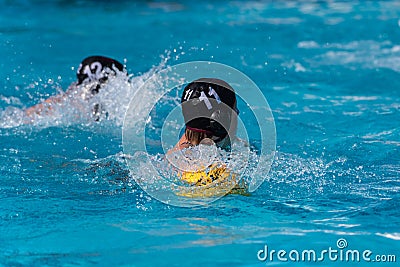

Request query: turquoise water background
[{"left": 1, "top": 1, "right": 400, "bottom": 266}]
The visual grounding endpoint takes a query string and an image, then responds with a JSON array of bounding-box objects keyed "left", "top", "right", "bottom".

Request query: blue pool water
[{"left": 1, "top": 0, "right": 400, "bottom": 266}]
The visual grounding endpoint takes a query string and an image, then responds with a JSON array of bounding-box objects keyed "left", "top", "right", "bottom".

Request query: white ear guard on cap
[{"left": 209, "top": 102, "right": 239, "bottom": 143}]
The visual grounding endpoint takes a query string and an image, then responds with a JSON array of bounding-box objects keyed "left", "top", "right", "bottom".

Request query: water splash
[{"left": 0, "top": 54, "right": 171, "bottom": 129}]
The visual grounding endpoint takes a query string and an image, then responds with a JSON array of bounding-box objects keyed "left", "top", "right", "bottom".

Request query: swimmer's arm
[
  {"left": 24, "top": 94, "right": 66, "bottom": 117},
  {"left": 24, "top": 83, "right": 77, "bottom": 117}
]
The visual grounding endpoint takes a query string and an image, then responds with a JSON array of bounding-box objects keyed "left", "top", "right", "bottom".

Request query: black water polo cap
[
  {"left": 181, "top": 78, "right": 238, "bottom": 143},
  {"left": 76, "top": 56, "right": 124, "bottom": 86}
]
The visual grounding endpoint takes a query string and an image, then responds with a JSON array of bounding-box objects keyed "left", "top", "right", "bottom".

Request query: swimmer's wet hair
[{"left": 184, "top": 128, "right": 210, "bottom": 146}]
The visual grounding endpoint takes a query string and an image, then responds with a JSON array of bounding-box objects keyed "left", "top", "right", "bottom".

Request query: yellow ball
[
  {"left": 176, "top": 165, "right": 248, "bottom": 198},
  {"left": 180, "top": 165, "right": 229, "bottom": 186}
]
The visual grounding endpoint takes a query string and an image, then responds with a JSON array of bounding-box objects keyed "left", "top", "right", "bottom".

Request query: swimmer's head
[
  {"left": 181, "top": 78, "right": 239, "bottom": 145},
  {"left": 76, "top": 56, "right": 125, "bottom": 94}
]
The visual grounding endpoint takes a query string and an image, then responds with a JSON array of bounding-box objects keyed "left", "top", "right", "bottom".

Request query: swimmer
[
  {"left": 24, "top": 55, "right": 126, "bottom": 120},
  {"left": 172, "top": 78, "right": 239, "bottom": 151},
  {"left": 169, "top": 78, "right": 249, "bottom": 195}
]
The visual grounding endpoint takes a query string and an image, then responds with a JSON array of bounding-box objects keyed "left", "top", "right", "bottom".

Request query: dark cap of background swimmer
[
  {"left": 181, "top": 78, "right": 238, "bottom": 142},
  {"left": 76, "top": 56, "right": 124, "bottom": 85}
]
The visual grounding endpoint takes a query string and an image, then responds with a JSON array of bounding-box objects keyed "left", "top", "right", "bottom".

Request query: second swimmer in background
[{"left": 24, "top": 55, "right": 127, "bottom": 121}]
